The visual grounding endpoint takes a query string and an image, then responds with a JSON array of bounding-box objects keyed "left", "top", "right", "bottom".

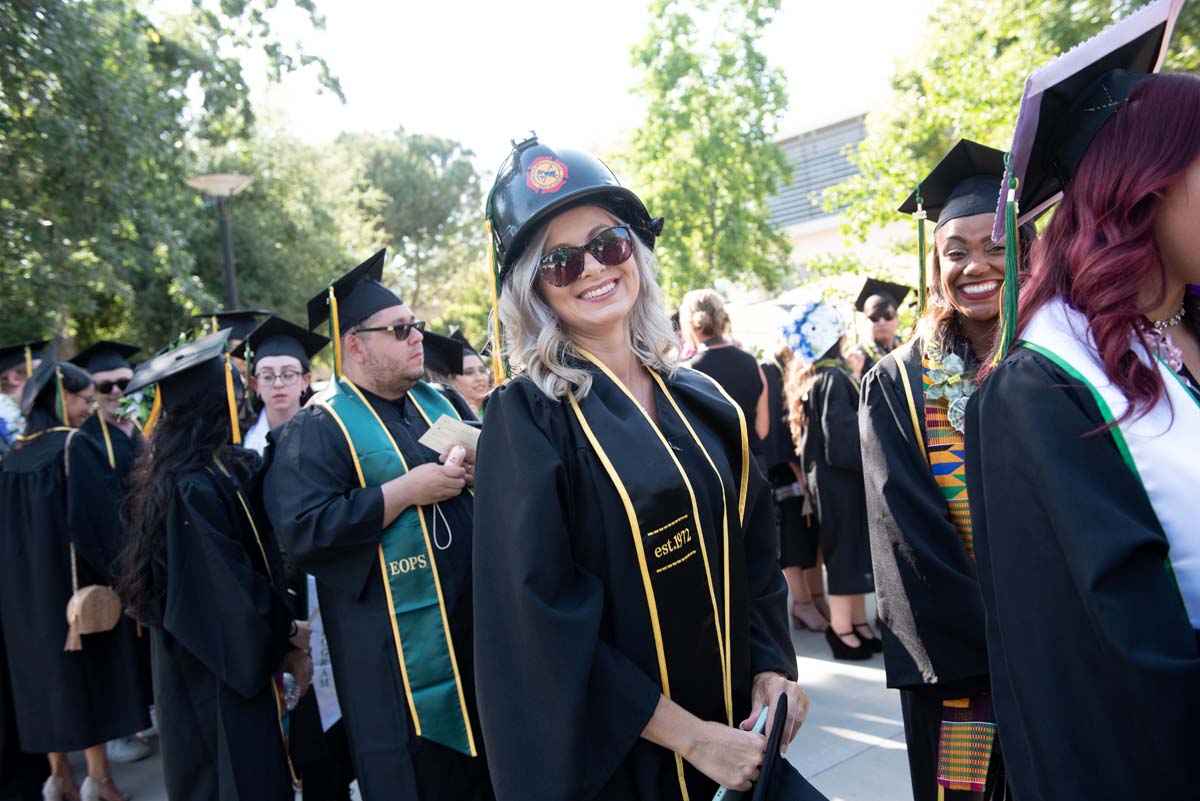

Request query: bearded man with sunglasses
[{"left": 264, "top": 250, "right": 495, "bottom": 801}]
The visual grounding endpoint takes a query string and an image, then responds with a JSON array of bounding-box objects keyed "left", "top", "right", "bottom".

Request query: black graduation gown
[
  {"left": 264, "top": 387, "right": 492, "bottom": 801},
  {"left": 471, "top": 369, "right": 798, "bottom": 801},
  {"left": 797, "top": 366, "right": 873, "bottom": 594},
  {"left": 762, "top": 360, "right": 817, "bottom": 571},
  {"left": 150, "top": 454, "right": 295, "bottom": 801},
  {"left": 859, "top": 342, "right": 992, "bottom": 801},
  {"left": 74, "top": 415, "right": 154, "bottom": 711},
  {"left": 0, "top": 616, "right": 48, "bottom": 801},
  {"left": 0, "top": 428, "right": 149, "bottom": 753},
  {"left": 965, "top": 347, "right": 1200, "bottom": 801}
]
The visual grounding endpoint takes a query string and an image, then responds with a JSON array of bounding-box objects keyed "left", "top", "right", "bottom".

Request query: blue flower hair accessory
[{"left": 781, "top": 299, "right": 845, "bottom": 365}]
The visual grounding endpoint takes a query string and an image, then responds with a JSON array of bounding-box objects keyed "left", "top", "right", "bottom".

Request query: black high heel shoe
[
  {"left": 825, "top": 627, "right": 873, "bottom": 661},
  {"left": 853, "top": 623, "right": 883, "bottom": 654}
]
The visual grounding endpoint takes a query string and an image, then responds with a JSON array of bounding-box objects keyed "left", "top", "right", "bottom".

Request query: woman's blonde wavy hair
[{"left": 492, "top": 208, "right": 679, "bottom": 401}]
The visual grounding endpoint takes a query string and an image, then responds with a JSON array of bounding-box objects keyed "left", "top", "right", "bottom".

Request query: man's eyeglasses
[
  {"left": 255, "top": 370, "right": 304, "bottom": 387},
  {"left": 354, "top": 320, "right": 426, "bottom": 341},
  {"left": 94, "top": 378, "right": 130, "bottom": 395}
]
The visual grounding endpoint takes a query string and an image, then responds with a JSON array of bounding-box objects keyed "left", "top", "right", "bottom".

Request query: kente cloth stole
[
  {"left": 1021, "top": 297, "right": 1200, "bottom": 628},
  {"left": 568, "top": 353, "right": 743, "bottom": 801},
  {"left": 936, "top": 696, "right": 997, "bottom": 795},
  {"left": 921, "top": 356, "right": 973, "bottom": 562},
  {"left": 314, "top": 377, "right": 476, "bottom": 757},
  {"left": 209, "top": 457, "right": 300, "bottom": 791}
]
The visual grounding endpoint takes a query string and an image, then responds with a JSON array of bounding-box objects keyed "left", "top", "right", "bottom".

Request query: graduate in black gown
[
  {"left": 853, "top": 279, "right": 910, "bottom": 376},
  {"left": 0, "top": 357, "right": 148, "bottom": 801},
  {"left": 422, "top": 329, "right": 480, "bottom": 422},
  {"left": 116, "top": 330, "right": 308, "bottom": 801},
  {"left": 264, "top": 252, "right": 494, "bottom": 801},
  {"left": 68, "top": 341, "right": 155, "bottom": 761},
  {"left": 0, "top": 341, "right": 46, "bottom": 455},
  {"left": 781, "top": 301, "right": 878, "bottom": 661},
  {"left": 861, "top": 139, "right": 1032, "bottom": 800},
  {"left": 473, "top": 136, "right": 820, "bottom": 801},
  {"left": 966, "top": 15, "right": 1200, "bottom": 799}
]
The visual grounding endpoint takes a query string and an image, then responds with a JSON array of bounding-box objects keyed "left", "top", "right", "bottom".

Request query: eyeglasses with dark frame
[
  {"left": 538, "top": 225, "right": 635, "bottom": 288},
  {"left": 354, "top": 320, "right": 426, "bottom": 341},
  {"left": 254, "top": 370, "right": 305, "bottom": 387}
]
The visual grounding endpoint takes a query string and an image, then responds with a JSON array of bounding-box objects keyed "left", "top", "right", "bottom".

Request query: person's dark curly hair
[{"left": 117, "top": 386, "right": 255, "bottom": 626}]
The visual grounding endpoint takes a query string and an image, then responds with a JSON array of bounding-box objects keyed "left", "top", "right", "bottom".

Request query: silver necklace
[{"left": 1152, "top": 301, "right": 1186, "bottom": 331}]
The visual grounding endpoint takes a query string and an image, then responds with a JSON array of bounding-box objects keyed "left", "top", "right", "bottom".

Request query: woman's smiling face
[
  {"left": 538, "top": 205, "right": 640, "bottom": 341},
  {"left": 935, "top": 212, "right": 1007, "bottom": 323}
]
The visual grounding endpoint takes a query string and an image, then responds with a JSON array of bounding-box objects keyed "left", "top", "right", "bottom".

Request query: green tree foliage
[
  {"left": 619, "top": 0, "right": 792, "bottom": 303},
  {"left": 0, "top": 0, "right": 337, "bottom": 348},
  {"left": 826, "top": 0, "right": 1200, "bottom": 242},
  {"left": 344, "top": 130, "right": 483, "bottom": 313},
  {"left": 188, "top": 131, "right": 383, "bottom": 327}
]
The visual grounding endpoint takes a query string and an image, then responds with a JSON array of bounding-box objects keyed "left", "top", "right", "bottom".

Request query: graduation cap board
[
  {"left": 0, "top": 340, "right": 48, "bottom": 377},
  {"left": 69, "top": 341, "right": 140, "bottom": 374},
  {"left": 126, "top": 329, "right": 245, "bottom": 444},
  {"left": 898, "top": 139, "right": 1009, "bottom": 314},
  {"left": 854, "top": 278, "right": 913, "bottom": 313},
  {"left": 989, "top": 0, "right": 1184, "bottom": 363},
  {"left": 306, "top": 249, "right": 404, "bottom": 376},
  {"left": 191, "top": 309, "right": 272, "bottom": 340},
  {"left": 230, "top": 316, "right": 329, "bottom": 372},
  {"left": 710, "top": 695, "right": 829, "bottom": 801},
  {"left": 423, "top": 330, "right": 466, "bottom": 378}
]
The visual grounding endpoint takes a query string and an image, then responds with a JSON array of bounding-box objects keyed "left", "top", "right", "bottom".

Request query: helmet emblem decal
[{"left": 525, "top": 156, "right": 569, "bottom": 194}]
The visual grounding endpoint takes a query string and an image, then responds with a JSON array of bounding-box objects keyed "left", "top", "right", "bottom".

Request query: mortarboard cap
[
  {"left": 0, "top": 340, "right": 48, "bottom": 377},
  {"left": 744, "top": 694, "right": 830, "bottom": 801},
  {"left": 69, "top": 340, "right": 140, "bottom": 374},
  {"left": 899, "top": 140, "right": 1008, "bottom": 230},
  {"left": 854, "top": 278, "right": 913, "bottom": 313},
  {"left": 449, "top": 328, "right": 481, "bottom": 358},
  {"left": 230, "top": 316, "right": 329, "bottom": 372},
  {"left": 127, "top": 329, "right": 234, "bottom": 415},
  {"left": 306, "top": 249, "right": 403, "bottom": 334},
  {"left": 423, "top": 330, "right": 465, "bottom": 378},
  {"left": 191, "top": 309, "right": 271, "bottom": 340},
  {"left": 19, "top": 345, "right": 60, "bottom": 416},
  {"left": 994, "top": 0, "right": 1185, "bottom": 240}
]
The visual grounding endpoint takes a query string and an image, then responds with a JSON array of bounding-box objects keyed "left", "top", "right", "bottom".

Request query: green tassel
[
  {"left": 914, "top": 187, "right": 927, "bottom": 315},
  {"left": 992, "top": 152, "right": 1020, "bottom": 367}
]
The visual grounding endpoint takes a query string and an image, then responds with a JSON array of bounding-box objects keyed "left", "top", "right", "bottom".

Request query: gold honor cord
[
  {"left": 575, "top": 350, "right": 732, "bottom": 724},
  {"left": 565, "top": 390, "right": 690, "bottom": 800},
  {"left": 224, "top": 357, "right": 242, "bottom": 445},
  {"left": 210, "top": 456, "right": 300, "bottom": 791},
  {"left": 680, "top": 366, "right": 750, "bottom": 524},
  {"left": 97, "top": 413, "right": 117, "bottom": 469}
]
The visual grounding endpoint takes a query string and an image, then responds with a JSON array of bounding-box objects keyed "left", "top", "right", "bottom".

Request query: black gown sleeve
[
  {"left": 965, "top": 350, "right": 1200, "bottom": 798},
  {"left": 163, "top": 476, "right": 293, "bottom": 700},
  {"left": 472, "top": 382, "right": 663, "bottom": 801},
  {"left": 819, "top": 371, "right": 862, "bottom": 471},
  {"left": 742, "top": 464, "right": 798, "bottom": 681},
  {"left": 264, "top": 408, "right": 386, "bottom": 599},
  {"left": 859, "top": 354, "right": 988, "bottom": 691},
  {"left": 64, "top": 432, "right": 124, "bottom": 582}
]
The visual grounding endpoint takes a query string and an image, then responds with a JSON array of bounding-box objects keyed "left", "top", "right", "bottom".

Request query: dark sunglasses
[
  {"left": 867, "top": 310, "right": 896, "bottom": 323},
  {"left": 355, "top": 320, "right": 426, "bottom": 340},
  {"left": 538, "top": 225, "right": 634, "bottom": 288},
  {"left": 94, "top": 378, "right": 130, "bottom": 394}
]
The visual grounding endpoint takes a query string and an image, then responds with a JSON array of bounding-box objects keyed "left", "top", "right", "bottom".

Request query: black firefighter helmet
[{"left": 486, "top": 134, "right": 664, "bottom": 286}]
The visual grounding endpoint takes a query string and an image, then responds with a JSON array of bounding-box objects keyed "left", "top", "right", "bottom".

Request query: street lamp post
[{"left": 186, "top": 173, "right": 254, "bottom": 309}]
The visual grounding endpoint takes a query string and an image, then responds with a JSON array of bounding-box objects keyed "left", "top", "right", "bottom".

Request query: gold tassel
[
  {"left": 329, "top": 286, "right": 343, "bottom": 377},
  {"left": 143, "top": 388, "right": 163, "bottom": 435},
  {"left": 55, "top": 367, "right": 69, "bottom": 427},
  {"left": 225, "top": 356, "right": 242, "bottom": 445},
  {"left": 484, "top": 220, "right": 507, "bottom": 386},
  {"left": 210, "top": 315, "right": 218, "bottom": 335},
  {"left": 24, "top": 345, "right": 33, "bottom": 378}
]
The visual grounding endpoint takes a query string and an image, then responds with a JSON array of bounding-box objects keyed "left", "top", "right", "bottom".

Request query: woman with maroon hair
[{"left": 964, "top": 17, "right": 1200, "bottom": 801}]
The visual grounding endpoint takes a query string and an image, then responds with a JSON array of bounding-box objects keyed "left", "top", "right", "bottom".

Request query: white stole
[{"left": 1021, "top": 297, "right": 1200, "bottom": 627}]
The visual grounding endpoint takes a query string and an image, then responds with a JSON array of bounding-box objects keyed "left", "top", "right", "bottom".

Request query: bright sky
[{"left": 243, "top": 0, "right": 934, "bottom": 169}]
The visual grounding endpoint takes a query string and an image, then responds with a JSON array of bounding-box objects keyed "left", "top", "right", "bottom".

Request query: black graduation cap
[
  {"left": 747, "top": 694, "right": 829, "bottom": 801},
  {"left": 0, "top": 340, "right": 48, "bottom": 376},
  {"left": 898, "top": 139, "right": 1007, "bottom": 230},
  {"left": 126, "top": 329, "right": 234, "bottom": 414},
  {"left": 993, "top": 0, "right": 1184, "bottom": 239},
  {"left": 229, "top": 316, "right": 329, "bottom": 371},
  {"left": 69, "top": 340, "right": 140, "bottom": 374},
  {"left": 449, "top": 328, "right": 481, "bottom": 357},
  {"left": 19, "top": 344, "right": 60, "bottom": 416},
  {"left": 306, "top": 249, "right": 403, "bottom": 334},
  {"left": 191, "top": 309, "right": 272, "bottom": 340},
  {"left": 854, "top": 278, "right": 913, "bottom": 313},
  {"left": 422, "top": 330, "right": 466, "bottom": 378}
]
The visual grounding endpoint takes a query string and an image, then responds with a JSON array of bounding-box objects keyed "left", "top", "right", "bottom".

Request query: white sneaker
[{"left": 106, "top": 735, "right": 153, "bottom": 763}]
